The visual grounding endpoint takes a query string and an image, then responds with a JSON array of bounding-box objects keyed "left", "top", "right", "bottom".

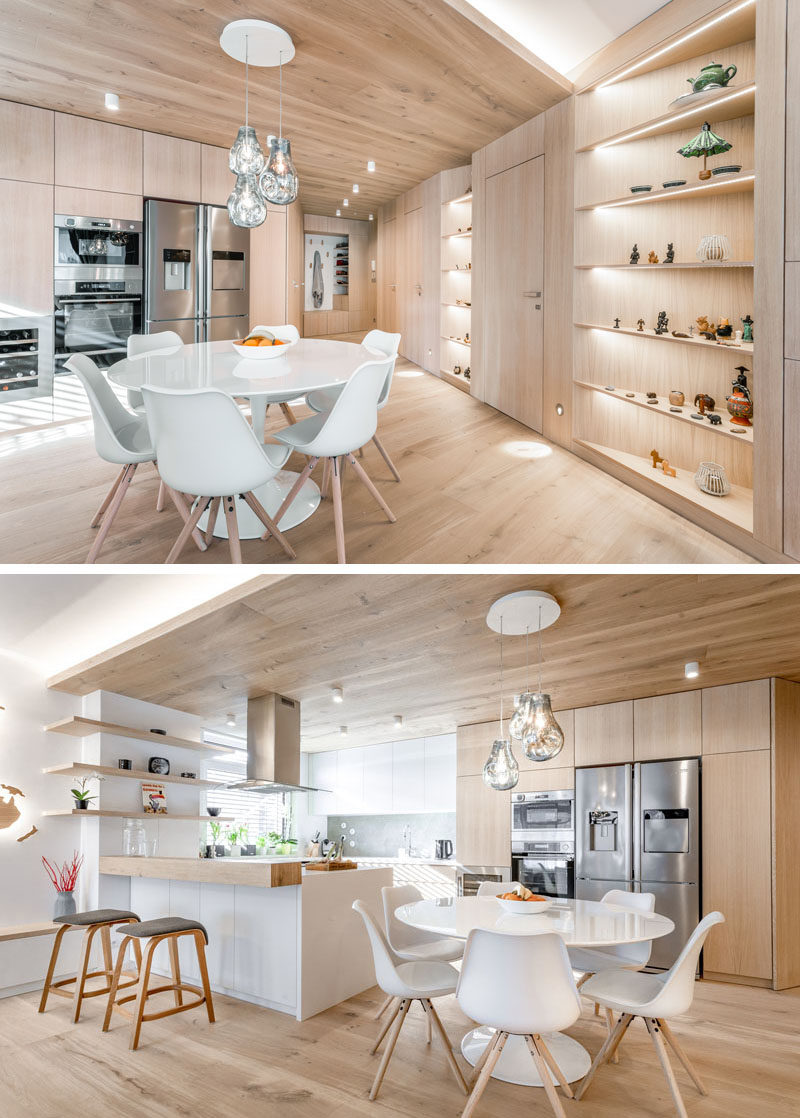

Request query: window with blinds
[{"left": 203, "top": 733, "right": 292, "bottom": 844}]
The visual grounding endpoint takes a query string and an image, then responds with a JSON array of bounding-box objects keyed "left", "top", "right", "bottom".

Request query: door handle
[{"left": 523, "top": 291, "right": 542, "bottom": 297}]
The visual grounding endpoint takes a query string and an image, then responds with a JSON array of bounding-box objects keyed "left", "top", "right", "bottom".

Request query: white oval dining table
[
  {"left": 108, "top": 337, "right": 377, "bottom": 538},
  {"left": 395, "top": 896, "right": 674, "bottom": 1090}
]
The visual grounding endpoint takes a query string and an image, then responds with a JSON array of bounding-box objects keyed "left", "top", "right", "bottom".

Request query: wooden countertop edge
[{"left": 99, "top": 856, "right": 302, "bottom": 888}]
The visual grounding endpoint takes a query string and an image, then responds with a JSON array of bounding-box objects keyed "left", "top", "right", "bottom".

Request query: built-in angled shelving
[
  {"left": 42, "top": 809, "right": 233, "bottom": 821},
  {"left": 442, "top": 231, "right": 472, "bottom": 240},
  {"left": 438, "top": 183, "right": 473, "bottom": 396},
  {"left": 577, "top": 171, "right": 754, "bottom": 211},
  {"left": 575, "top": 261, "right": 753, "bottom": 270},
  {"left": 441, "top": 336, "right": 470, "bottom": 347},
  {"left": 43, "top": 762, "right": 224, "bottom": 789},
  {"left": 439, "top": 368, "right": 471, "bottom": 393},
  {"left": 575, "top": 322, "right": 754, "bottom": 354},
  {"left": 45, "top": 716, "right": 237, "bottom": 756},
  {"left": 575, "top": 380, "right": 753, "bottom": 443}
]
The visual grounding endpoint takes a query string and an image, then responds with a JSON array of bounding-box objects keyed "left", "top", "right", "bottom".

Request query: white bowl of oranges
[
  {"left": 495, "top": 886, "right": 552, "bottom": 915},
  {"left": 231, "top": 328, "right": 297, "bottom": 360}
]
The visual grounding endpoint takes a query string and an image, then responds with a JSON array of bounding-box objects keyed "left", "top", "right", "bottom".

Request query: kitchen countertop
[
  {"left": 99, "top": 855, "right": 303, "bottom": 888},
  {"left": 340, "top": 856, "right": 460, "bottom": 866}
]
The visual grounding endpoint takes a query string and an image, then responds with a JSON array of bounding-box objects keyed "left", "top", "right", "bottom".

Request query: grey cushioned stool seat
[
  {"left": 124, "top": 916, "right": 208, "bottom": 943},
  {"left": 53, "top": 908, "right": 139, "bottom": 926}
]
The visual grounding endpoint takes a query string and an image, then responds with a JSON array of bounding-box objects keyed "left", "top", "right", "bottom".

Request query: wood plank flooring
[
  {"left": 0, "top": 977, "right": 796, "bottom": 1117},
  {"left": 0, "top": 336, "right": 751, "bottom": 564}
]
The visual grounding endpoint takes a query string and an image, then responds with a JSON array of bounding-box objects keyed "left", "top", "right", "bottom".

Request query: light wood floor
[
  {"left": 0, "top": 335, "right": 751, "bottom": 564},
  {"left": 0, "top": 978, "right": 796, "bottom": 1117}
]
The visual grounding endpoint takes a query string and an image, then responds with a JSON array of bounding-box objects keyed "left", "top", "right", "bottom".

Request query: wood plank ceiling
[
  {"left": 48, "top": 573, "right": 800, "bottom": 751},
  {"left": 0, "top": 0, "right": 571, "bottom": 215}
]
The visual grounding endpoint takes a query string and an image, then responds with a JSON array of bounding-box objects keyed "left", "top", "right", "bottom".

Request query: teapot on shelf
[{"left": 687, "top": 62, "right": 737, "bottom": 93}]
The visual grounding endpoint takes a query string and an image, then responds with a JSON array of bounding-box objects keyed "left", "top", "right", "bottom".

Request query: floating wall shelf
[
  {"left": 438, "top": 368, "right": 471, "bottom": 394},
  {"left": 45, "top": 717, "right": 237, "bottom": 756},
  {"left": 441, "top": 301, "right": 472, "bottom": 308},
  {"left": 575, "top": 380, "right": 754, "bottom": 443},
  {"left": 42, "top": 809, "right": 233, "bottom": 821},
  {"left": 575, "top": 261, "right": 753, "bottom": 270},
  {"left": 577, "top": 171, "right": 754, "bottom": 211},
  {"left": 575, "top": 322, "right": 754, "bottom": 355},
  {"left": 43, "top": 763, "right": 224, "bottom": 789},
  {"left": 441, "top": 336, "right": 470, "bottom": 347},
  {"left": 442, "top": 232, "right": 472, "bottom": 240}
]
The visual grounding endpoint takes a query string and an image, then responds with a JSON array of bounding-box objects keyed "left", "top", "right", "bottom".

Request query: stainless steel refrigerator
[
  {"left": 575, "top": 758, "right": 700, "bottom": 969},
  {"left": 144, "top": 200, "right": 249, "bottom": 343}
]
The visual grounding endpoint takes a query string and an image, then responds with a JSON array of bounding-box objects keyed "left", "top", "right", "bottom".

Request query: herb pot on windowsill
[
  {"left": 53, "top": 891, "right": 77, "bottom": 919},
  {"left": 229, "top": 846, "right": 241, "bottom": 857},
  {"left": 241, "top": 845, "right": 257, "bottom": 857}
]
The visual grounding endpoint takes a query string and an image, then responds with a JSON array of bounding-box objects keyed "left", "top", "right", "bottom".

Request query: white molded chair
[
  {"left": 141, "top": 386, "right": 296, "bottom": 564},
  {"left": 66, "top": 354, "right": 205, "bottom": 563},
  {"left": 266, "top": 354, "right": 398, "bottom": 563},
  {"left": 126, "top": 331, "right": 184, "bottom": 511},
  {"left": 306, "top": 329, "right": 402, "bottom": 480},
  {"left": 457, "top": 929, "right": 581, "bottom": 1118},
  {"left": 246, "top": 324, "right": 303, "bottom": 432},
  {"left": 352, "top": 900, "right": 467, "bottom": 1102},
  {"left": 576, "top": 911, "right": 725, "bottom": 1118},
  {"left": 476, "top": 881, "right": 522, "bottom": 898}
]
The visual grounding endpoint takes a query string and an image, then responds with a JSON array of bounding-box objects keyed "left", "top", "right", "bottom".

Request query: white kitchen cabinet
[
  {"left": 392, "top": 738, "right": 426, "bottom": 813},
  {"left": 309, "top": 751, "right": 338, "bottom": 815},
  {"left": 424, "top": 734, "right": 456, "bottom": 812},
  {"left": 336, "top": 747, "right": 365, "bottom": 814},
  {"left": 363, "top": 741, "right": 394, "bottom": 813}
]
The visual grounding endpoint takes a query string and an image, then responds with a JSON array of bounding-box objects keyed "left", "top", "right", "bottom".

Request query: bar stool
[
  {"left": 103, "top": 916, "right": 215, "bottom": 1050},
  {"left": 38, "top": 908, "right": 141, "bottom": 1023}
]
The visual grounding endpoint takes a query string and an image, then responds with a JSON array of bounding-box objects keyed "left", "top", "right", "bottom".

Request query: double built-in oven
[
  {"left": 511, "top": 789, "right": 575, "bottom": 899},
  {"left": 53, "top": 214, "right": 143, "bottom": 371}
]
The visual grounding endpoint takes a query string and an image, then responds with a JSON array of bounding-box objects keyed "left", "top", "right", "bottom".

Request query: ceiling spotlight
[
  {"left": 104, "top": 92, "right": 120, "bottom": 111},
  {"left": 331, "top": 686, "right": 344, "bottom": 704},
  {"left": 393, "top": 715, "right": 403, "bottom": 730},
  {"left": 336, "top": 208, "right": 341, "bottom": 216},
  {"left": 369, "top": 213, "right": 374, "bottom": 221},
  {"left": 352, "top": 183, "right": 359, "bottom": 193},
  {"left": 685, "top": 661, "right": 700, "bottom": 679},
  {"left": 343, "top": 198, "right": 349, "bottom": 206},
  {"left": 226, "top": 713, "right": 236, "bottom": 727},
  {"left": 339, "top": 726, "right": 348, "bottom": 737},
  {"left": 367, "top": 160, "right": 376, "bottom": 173}
]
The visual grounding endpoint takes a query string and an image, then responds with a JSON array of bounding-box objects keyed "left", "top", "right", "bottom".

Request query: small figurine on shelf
[
  {"left": 726, "top": 366, "right": 753, "bottom": 426},
  {"left": 741, "top": 314, "right": 754, "bottom": 342},
  {"left": 677, "top": 121, "right": 733, "bottom": 180},
  {"left": 650, "top": 450, "right": 664, "bottom": 469},
  {"left": 654, "top": 311, "right": 669, "bottom": 335},
  {"left": 648, "top": 250, "right": 659, "bottom": 263},
  {"left": 637, "top": 318, "right": 645, "bottom": 332},
  {"left": 669, "top": 389, "right": 685, "bottom": 406},
  {"left": 613, "top": 317, "right": 621, "bottom": 329},
  {"left": 696, "top": 315, "right": 716, "bottom": 339},
  {"left": 671, "top": 330, "right": 690, "bottom": 338},
  {"left": 664, "top": 243, "right": 675, "bottom": 263},
  {"left": 709, "top": 414, "right": 722, "bottom": 425},
  {"left": 630, "top": 244, "right": 640, "bottom": 264},
  {"left": 693, "top": 393, "right": 716, "bottom": 419},
  {"left": 735, "top": 328, "right": 743, "bottom": 343},
  {"left": 661, "top": 460, "right": 677, "bottom": 478},
  {"left": 464, "top": 366, "right": 471, "bottom": 380},
  {"left": 453, "top": 365, "right": 462, "bottom": 376},
  {"left": 646, "top": 391, "right": 658, "bottom": 404},
  {"left": 716, "top": 318, "right": 733, "bottom": 337}
]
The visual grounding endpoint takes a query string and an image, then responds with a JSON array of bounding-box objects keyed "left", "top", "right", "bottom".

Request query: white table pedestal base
[
  {"left": 197, "top": 469, "right": 320, "bottom": 540},
  {"left": 461, "top": 1027, "right": 591, "bottom": 1087}
]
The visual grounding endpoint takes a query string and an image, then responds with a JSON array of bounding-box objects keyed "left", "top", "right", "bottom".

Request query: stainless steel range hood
[{"left": 226, "top": 693, "right": 321, "bottom": 795}]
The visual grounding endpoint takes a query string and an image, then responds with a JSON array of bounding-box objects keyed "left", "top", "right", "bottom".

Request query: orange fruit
[
  {"left": 243, "top": 337, "right": 260, "bottom": 346},
  {"left": 258, "top": 337, "right": 273, "bottom": 346}
]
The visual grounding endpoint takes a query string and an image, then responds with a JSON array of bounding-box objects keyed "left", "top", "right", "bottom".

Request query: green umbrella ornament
[{"left": 677, "top": 121, "right": 733, "bottom": 180}]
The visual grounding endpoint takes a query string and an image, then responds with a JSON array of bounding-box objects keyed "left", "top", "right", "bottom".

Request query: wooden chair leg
[
  {"left": 38, "top": 924, "right": 69, "bottom": 1013},
  {"left": 461, "top": 1031, "right": 507, "bottom": 1118},
  {"left": 321, "top": 457, "right": 331, "bottom": 499},
  {"left": 373, "top": 992, "right": 394, "bottom": 1021},
  {"left": 645, "top": 1018, "right": 689, "bottom": 1118},
  {"left": 331, "top": 457, "right": 346, "bottom": 564},
  {"left": 526, "top": 1036, "right": 567, "bottom": 1118},
  {"left": 372, "top": 434, "right": 401, "bottom": 481},
  {"left": 222, "top": 496, "right": 242, "bottom": 563},
  {"left": 371, "top": 996, "right": 403, "bottom": 1054},
  {"left": 168, "top": 935, "right": 183, "bottom": 1007},
  {"left": 534, "top": 1034, "right": 574, "bottom": 1098},
  {"left": 204, "top": 497, "right": 221, "bottom": 545},
  {"left": 575, "top": 1012, "right": 633, "bottom": 1100},
  {"left": 194, "top": 932, "right": 216, "bottom": 1024},
  {"left": 265, "top": 457, "right": 318, "bottom": 533},
  {"left": 156, "top": 479, "right": 167, "bottom": 512},
  {"left": 575, "top": 971, "right": 593, "bottom": 989},
  {"left": 369, "top": 997, "right": 411, "bottom": 1100},
  {"left": 103, "top": 934, "right": 132, "bottom": 1032},
  {"left": 280, "top": 402, "right": 298, "bottom": 425},
  {"left": 241, "top": 491, "right": 296, "bottom": 559},
  {"left": 605, "top": 1006, "right": 621, "bottom": 1063},
  {"left": 90, "top": 466, "right": 126, "bottom": 528},
  {"left": 467, "top": 1029, "right": 501, "bottom": 1090},
  {"left": 659, "top": 1019, "right": 708, "bottom": 1096},
  {"left": 87, "top": 463, "right": 136, "bottom": 562},
  {"left": 426, "top": 1000, "right": 432, "bottom": 1044},
  {"left": 166, "top": 496, "right": 211, "bottom": 563},
  {"left": 71, "top": 925, "right": 99, "bottom": 1023},
  {"left": 165, "top": 486, "right": 208, "bottom": 552},
  {"left": 425, "top": 999, "right": 468, "bottom": 1094},
  {"left": 129, "top": 939, "right": 157, "bottom": 1050},
  {"left": 346, "top": 453, "right": 397, "bottom": 522}
]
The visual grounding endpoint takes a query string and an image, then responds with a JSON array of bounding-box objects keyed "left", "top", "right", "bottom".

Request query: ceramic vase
[
  {"left": 696, "top": 234, "right": 731, "bottom": 262},
  {"left": 694, "top": 461, "right": 731, "bottom": 497},
  {"left": 53, "top": 891, "right": 76, "bottom": 919},
  {"left": 669, "top": 390, "right": 685, "bottom": 406}
]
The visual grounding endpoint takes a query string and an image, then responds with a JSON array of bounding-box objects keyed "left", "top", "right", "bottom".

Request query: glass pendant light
[
  {"left": 258, "top": 51, "right": 299, "bottom": 205},
  {"left": 228, "top": 35, "right": 265, "bottom": 176},
  {"left": 227, "top": 172, "right": 267, "bottom": 228},
  {"left": 482, "top": 618, "right": 520, "bottom": 791},
  {"left": 508, "top": 606, "right": 564, "bottom": 762}
]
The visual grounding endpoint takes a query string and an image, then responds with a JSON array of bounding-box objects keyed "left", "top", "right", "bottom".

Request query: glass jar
[{"left": 123, "top": 818, "right": 147, "bottom": 857}]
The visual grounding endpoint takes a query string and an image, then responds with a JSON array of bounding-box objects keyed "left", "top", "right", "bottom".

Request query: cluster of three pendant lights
[{"left": 482, "top": 591, "right": 566, "bottom": 791}]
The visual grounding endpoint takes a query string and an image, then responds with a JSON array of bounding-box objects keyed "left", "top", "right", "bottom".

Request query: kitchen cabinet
[
  {"left": 702, "top": 750, "right": 772, "bottom": 981},
  {"left": 516, "top": 767, "right": 574, "bottom": 794},
  {"left": 424, "top": 734, "right": 456, "bottom": 812},
  {"left": 201, "top": 144, "right": 234, "bottom": 205},
  {"left": 362, "top": 742, "right": 393, "bottom": 814},
  {"left": 55, "top": 114, "right": 142, "bottom": 195},
  {"left": 701, "top": 680, "right": 771, "bottom": 754},
  {"left": 0, "top": 179, "right": 53, "bottom": 315},
  {"left": 392, "top": 738, "right": 426, "bottom": 813},
  {"left": 54, "top": 187, "right": 142, "bottom": 223},
  {"left": 303, "top": 312, "right": 328, "bottom": 336},
  {"left": 574, "top": 701, "right": 634, "bottom": 767},
  {"left": 143, "top": 132, "right": 201, "bottom": 202},
  {"left": 0, "top": 100, "right": 53, "bottom": 183},
  {"left": 250, "top": 210, "right": 287, "bottom": 325},
  {"left": 456, "top": 721, "right": 491, "bottom": 778},
  {"left": 336, "top": 747, "right": 365, "bottom": 815},
  {"left": 633, "top": 691, "right": 701, "bottom": 761},
  {"left": 456, "top": 776, "right": 510, "bottom": 866},
  {"left": 309, "top": 751, "right": 338, "bottom": 815}
]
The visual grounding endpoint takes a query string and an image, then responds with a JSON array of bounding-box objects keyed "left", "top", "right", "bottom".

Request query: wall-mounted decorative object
[
  {"left": 686, "top": 62, "right": 737, "bottom": 93},
  {"left": 654, "top": 311, "right": 669, "bottom": 334},
  {"left": 0, "top": 783, "right": 24, "bottom": 831},
  {"left": 678, "top": 121, "right": 733, "bottom": 179},
  {"left": 717, "top": 318, "right": 733, "bottom": 337},
  {"left": 696, "top": 233, "right": 731, "bottom": 261},
  {"left": 669, "top": 389, "right": 685, "bottom": 406},
  {"left": 630, "top": 185, "right": 653, "bottom": 194},
  {"left": 741, "top": 315, "right": 754, "bottom": 341},
  {"left": 42, "top": 852, "right": 84, "bottom": 919},
  {"left": 17, "top": 825, "right": 38, "bottom": 843},
  {"left": 70, "top": 773, "right": 103, "bottom": 811},
  {"left": 727, "top": 367, "right": 753, "bottom": 426},
  {"left": 695, "top": 461, "right": 731, "bottom": 496},
  {"left": 664, "top": 243, "right": 675, "bottom": 263},
  {"left": 630, "top": 244, "right": 640, "bottom": 264},
  {"left": 648, "top": 251, "right": 659, "bottom": 263},
  {"left": 148, "top": 756, "right": 170, "bottom": 776}
]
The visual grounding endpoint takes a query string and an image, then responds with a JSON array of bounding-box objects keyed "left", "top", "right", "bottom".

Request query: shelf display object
[
  {"left": 440, "top": 183, "right": 472, "bottom": 393},
  {"left": 677, "top": 121, "right": 733, "bottom": 180}
]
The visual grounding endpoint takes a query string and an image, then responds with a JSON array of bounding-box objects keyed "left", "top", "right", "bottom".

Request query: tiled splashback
[{"left": 325, "top": 812, "right": 456, "bottom": 859}]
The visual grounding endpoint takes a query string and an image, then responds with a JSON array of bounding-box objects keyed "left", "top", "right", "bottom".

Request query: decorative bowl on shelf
[
  {"left": 694, "top": 461, "right": 731, "bottom": 497},
  {"left": 629, "top": 185, "right": 653, "bottom": 193},
  {"left": 711, "top": 164, "right": 742, "bottom": 175},
  {"left": 206, "top": 806, "right": 222, "bottom": 817},
  {"left": 662, "top": 179, "right": 687, "bottom": 188},
  {"left": 496, "top": 896, "right": 553, "bottom": 915},
  {"left": 231, "top": 329, "right": 298, "bottom": 360}
]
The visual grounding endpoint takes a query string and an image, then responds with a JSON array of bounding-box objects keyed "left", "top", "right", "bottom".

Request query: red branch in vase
[{"left": 42, "top": 851, "right": 84, "bottom": 892}]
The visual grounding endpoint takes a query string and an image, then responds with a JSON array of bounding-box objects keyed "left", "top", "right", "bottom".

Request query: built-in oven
[
  {"left": 54, "top": 215, "right": 143, "bottom": 370},
  {"left": 511, "top": 788, "right": 575, "bottom": 899},
  {"left": 456, "top": 865, "right": 511, "bottom": 896},
  {"left": 511, "top": 789, "right": 574, "bottom": 841},
  {"left": 511, "top": 846, "right": 575, "bottom": 900}
]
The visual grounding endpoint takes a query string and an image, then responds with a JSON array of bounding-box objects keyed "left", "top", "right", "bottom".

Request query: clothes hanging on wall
[{"left": 312, "top": 249, "right": 324, "bottom": 309}]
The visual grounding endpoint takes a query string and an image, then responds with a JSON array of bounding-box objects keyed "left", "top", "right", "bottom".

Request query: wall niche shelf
[
  {"left": 576, "top": 322, "right": 754, "bottom": 355},
  {"left": 441, "top": 301, "right": 471, "bottom": 308},
  {"left": 575, "top": 381, "right": 754, "bottom": 443},
  {"left": 441, "top": 336, "right": 470, "bottom": 347},
  {"left": 575, "top": 261, "right": 753, "bottom": 270},
  {"left": 439, "top": 368, "right": 471, "bottom": 393},
  {"left": 42, "top": 809, "right": 233, "bottom": 821},
  {"left": 43, "top": 763, "right": 223, "bottom": 789},
  {"left": 438, "top": 183, "right": 473, "bottom": 398},
  {"left": 442, "top": 232, "right": 472, "bottom": 240},
  {"left": 578, "top": 171, "right": 754, "bottom": 211},
  {"left": 45, "top": 716, "right": 237, "bottom": 756}
]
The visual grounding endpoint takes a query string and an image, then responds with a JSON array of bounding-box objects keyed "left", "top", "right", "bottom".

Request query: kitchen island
[{"left": 99, "top": 856, "right": 392, "bottom": 1020}]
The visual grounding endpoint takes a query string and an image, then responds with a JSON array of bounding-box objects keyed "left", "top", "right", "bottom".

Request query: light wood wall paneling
[
  {"left": 421, "top": 173, "right": 440, "bottom": 373},
  {"left": 701, "top": 679, "right": 770, "bottom": 754},
  {"left": 753, "top": 0, "right": 786, "bottom": 551},
  {"left": 786, "top": 0, "right": 800, "bottom": 261},
  {"left": 772, "top": 678, "right": 800, "bottom": 989},
  {"left": 483, "top": 113, "right": 544, "bottom": 179},
  {"left": 574, "top": 701, "right": 634, "bottom": 766},
  {"left": 469, "top": 146, "right": 486, "bottom": 401},
  {"left": 53, "top": 187, "right": 142, "bottom": 222},
  {"left": 702, "top": 748, "right": 772, "bottom": 981},
  {"left": 633, "top": 691, "right": 701, "bottom": 760},
  {"left": 143, "top": 132, "right": 201, "bottom": 201},
  {"left": 303, "top": 312, "right": 328, "bottom": 337},
  {"left": 326, "top": 311, "right": 350, "bottom": 334},
  {"left": 54, "top": 114, "right": 142, "bottom": 195},
  {"left": 783, "top": 358, "right": 800, "bottom": 558},
  {"left": 0, "top": 100, "right": 53, "bottom": 183},
  {"left": 287, "top": 202, "right": 305, "bottom": 331},
  {"left": 516, "top": 766, "right": 574, "bottom": 793},
  {"left": 785, "top": 263, "right": 800, "bottom": 359},
  {"left": 781, "top": 0, "right": 800, "bottom": 557},
  {"left": 455, "top": 775, "right": 510, "bottom": 866},
  {"left": 250, "top": 210, "right": 287, "bottom": 326},
  {"left": 403, "top": 183, "right": 423, "bottom": 213},
  {"left": 0, "top": 179, "right": 53, "bottom": 315}
]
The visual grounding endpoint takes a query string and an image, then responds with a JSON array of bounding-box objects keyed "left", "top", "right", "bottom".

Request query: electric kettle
[{"left": 435, "top": 839, "right": 453, "bottom": 860}]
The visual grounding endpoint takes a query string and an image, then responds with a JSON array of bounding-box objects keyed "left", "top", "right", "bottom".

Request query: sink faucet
[{"left": 403, "top": 825, "right": 412, "bottom": 857}]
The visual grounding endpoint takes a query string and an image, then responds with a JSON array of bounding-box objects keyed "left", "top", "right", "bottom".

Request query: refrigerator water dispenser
[
  {"left": 588, "top": 810, "right": 618, "bottom": 851},
  {"left": 643, "top": 808, "right": 690, "bottom": 853},
  {"left": 163, "top": 248, "right": 191, "bottom": 291}
]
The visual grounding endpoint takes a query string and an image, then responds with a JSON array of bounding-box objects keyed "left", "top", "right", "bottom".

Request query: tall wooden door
[
  {"left": 379, "top": 218, "right": 397, "bottom": 333},
  {"left": 484, "top": 155, "right": 545, "bottom": 430},
  {"left": 402, "top": 207, "right": 424, "bottom": 366}
]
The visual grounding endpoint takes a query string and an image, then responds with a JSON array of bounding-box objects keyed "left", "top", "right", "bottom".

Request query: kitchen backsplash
[{"left": 325, "top": 812, "right": 456, "bottom": 859}]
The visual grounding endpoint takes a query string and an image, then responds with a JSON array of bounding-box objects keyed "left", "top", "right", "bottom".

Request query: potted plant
[
  {"left": 206, "top": 820, "right": 225, "bottom": 858},
  {"left": 239, "top": 824, "right": 256, "bottom": 856},
  {"left": 277, "top": 837, "right": 298, "bottom": 856},
  {"left": 255, "top": 834, "right": 268, "bottom": 857},
  {"left": 42, "top": 851, "right": 84, "bottom": 918},
  {"left": 227, "top": 826, "right": 242, "bottom": 856},
  {"left": 70, "top": 773, "right": 103, "bottom": 811},
  {"left": 267, "top": 830, "right": 282, "bottom": 854}
]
